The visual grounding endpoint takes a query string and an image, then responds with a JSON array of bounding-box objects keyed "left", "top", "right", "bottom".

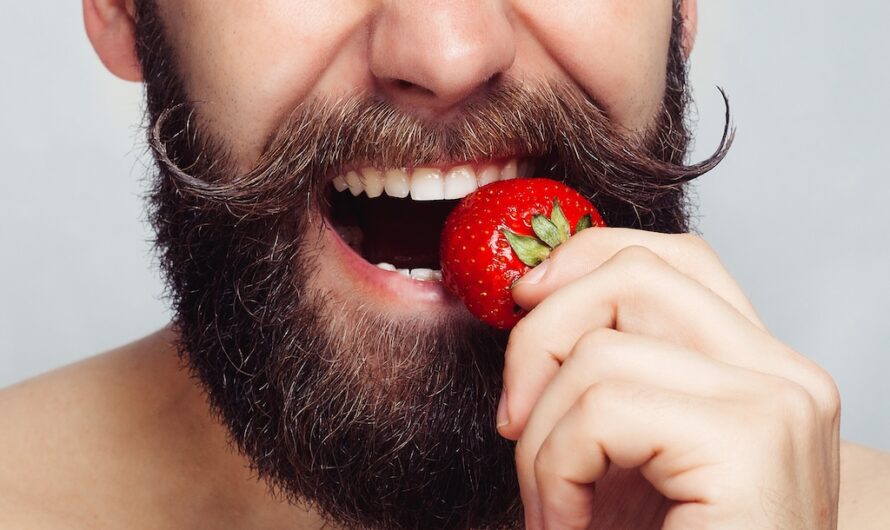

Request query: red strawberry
[{"left": 440, "top": 178, "right": 605, "bottom": 329}]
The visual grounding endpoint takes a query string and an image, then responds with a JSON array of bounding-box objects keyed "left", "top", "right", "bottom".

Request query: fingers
[
  {"left": 516, "top": 329, "right": 745, "bottom": 468},
  {"left": 499, "top": 228, "right": 843, "bottom": 529},
  {"left": 523, "top": 378, "right": 839, "bottom": 530},
  {"left": 521, "top": 381, "right": 725, "bottom": 530},
  {"left": 511, "top": 228, "right": 764, "bottom": 329},
  {"left": 499, "top": 244, "right": 838, "bottom": 440},
  {"left": 500, "top": 245, "right": 763, "bottom": 439},
  {"left": 514, "top": 330, "right": 749, "bottom": 528}
]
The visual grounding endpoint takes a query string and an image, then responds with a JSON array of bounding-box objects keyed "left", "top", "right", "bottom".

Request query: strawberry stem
[{"left": 504, "top": 200, "right": 597, "bottom": 268}]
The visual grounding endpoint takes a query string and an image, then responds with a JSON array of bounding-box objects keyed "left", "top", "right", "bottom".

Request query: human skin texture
[
  {"left": 126, "top": 0, "right": 709, "bottom": 524},
  {"left": 0, "top": 0, "right": 885, "bottom": 529}
]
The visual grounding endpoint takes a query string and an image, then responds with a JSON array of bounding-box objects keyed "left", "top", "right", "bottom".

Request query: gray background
[{"left": 1, "top": 3, "right": 887, "bottom": 450}]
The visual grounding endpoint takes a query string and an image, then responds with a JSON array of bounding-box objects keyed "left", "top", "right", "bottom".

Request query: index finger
[{"left": 511, "top": 227, "right": 765, "bottom": 329}]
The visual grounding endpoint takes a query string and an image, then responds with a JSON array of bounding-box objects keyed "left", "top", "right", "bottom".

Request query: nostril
[
  {"left": 391, "top": 78, "right": 436, "bottom": 97},
  {"left": 385, "top": 74, "right": 501, "bottom": 107},
  {"left": 369, "top": 2, "right": 516, "bottom": 112},
  {"left": 484, "top": 72, "right": 503, "bottom": 90}
]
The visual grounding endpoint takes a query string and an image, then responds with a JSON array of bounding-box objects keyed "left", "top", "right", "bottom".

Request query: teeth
[
  {"left": 384, "top": 169, "right": 410, "bottom": 198},
  {"left": 409, "top": 268, "right": 437, "bottom": 281},
  {"left": 478, "top": 165, "right": 500, "bottom": 187},
  {"left": 374, "top": 264, "right": 443, "bottom": 282},
  {"left": 334, "top": 158, "right": 529, "bottom": 199},
  {"left": 332, "top": 175, "right": 349, "bottom": 192},
  {"left": 501, "top": 159, "right": 518, "bottom": 181},
  {"left": 346, "top": 171, "right": 364, "bottom": 196},
  {"left": 410, "top": 168, "right": 445, "bottom": 200},
  {"left": 444, "top": 165, "right": 478, "bottom": 199},
  {"left": 362, "top": 167, "right": 385, "bottom": 198}
]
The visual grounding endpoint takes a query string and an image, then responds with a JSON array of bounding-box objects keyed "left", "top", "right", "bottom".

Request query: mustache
[{"left": 148, "top": 78, "right": 731, "bottom": 227}]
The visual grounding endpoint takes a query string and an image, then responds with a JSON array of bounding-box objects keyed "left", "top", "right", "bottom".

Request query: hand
[{"left": 500, "top": 228, "right": 841, "bottom": 530}]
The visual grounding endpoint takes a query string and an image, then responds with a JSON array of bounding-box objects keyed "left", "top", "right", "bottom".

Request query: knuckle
[
  {"left": 579, "top": 381, "right": 625, "bottom": 418},
  {"left": 674, "top": 232, "right": 715, "bottom": 256},
  {"left": 533, "top": 438, "right": 557, "bottom": 478},
  {"left": 786, "top": 354, "right": 842, "bottom": 422},
  {"left": 576, "top": 327, "right": 621, "bottom": 350},
  {"left": 569, "top": 329, "right": 625, "bottom": 380},
  {"left": 756, "top": 378, "right": 818, "bottom": 442},
  {"left": 574, "top": 328, "right": 621, "bottom": 360},
  {"left": 780, "top": 381, "right": 818, "bottom": 426},
  {"left": 807, "top": 366, "right": 842, "bottom": 421},
  {"left": 609, "top": 246, "right": 666, "bottom": 285},
  {"left": 613, "top": 244, "right": 659, "bottom": 267},
  {"left": 672, "top": 233, "right": 726, "bottom": 279}
]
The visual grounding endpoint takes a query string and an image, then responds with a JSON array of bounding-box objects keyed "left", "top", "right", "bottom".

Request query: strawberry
[{"left": 440, "top": 178, "right": 606, "bottom": 329}]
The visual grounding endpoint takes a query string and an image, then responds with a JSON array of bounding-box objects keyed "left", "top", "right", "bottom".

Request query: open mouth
[{"left": 327, "top": 158, "right": 534, "bottom": 283}]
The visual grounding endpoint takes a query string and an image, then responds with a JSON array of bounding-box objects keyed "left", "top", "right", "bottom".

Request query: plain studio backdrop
[{"left": 1, "top": 3, "right": 888, "bottom": 450}]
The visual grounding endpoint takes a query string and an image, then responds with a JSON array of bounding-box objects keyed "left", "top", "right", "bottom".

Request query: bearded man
[{"left": 1, "top": 0, "right": 888, "bottom": 528}]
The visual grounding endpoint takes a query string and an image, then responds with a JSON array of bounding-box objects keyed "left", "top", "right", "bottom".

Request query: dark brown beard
[{"left": 133, "top": 1, "right": 731, "bottom": 529}]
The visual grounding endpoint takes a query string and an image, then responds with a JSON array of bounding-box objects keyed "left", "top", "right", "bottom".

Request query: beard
[{"left": 133, "top": 1, "right": 730, "bottom": 529}]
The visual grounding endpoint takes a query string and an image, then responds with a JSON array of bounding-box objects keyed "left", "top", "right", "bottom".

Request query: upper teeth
[{"left": 331, "top": 158, "right": 531, "bottom": 200}]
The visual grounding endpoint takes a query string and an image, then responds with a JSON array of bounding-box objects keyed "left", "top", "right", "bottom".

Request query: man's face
[
  {"left": 147, "top": 0, "right": 693, "bottom": 319},
  {"left": 154, "top": 0, "right": 676, "bottom": 169},
  {"left": 133, "top": 1, "right": 724, "bottom": 529}
]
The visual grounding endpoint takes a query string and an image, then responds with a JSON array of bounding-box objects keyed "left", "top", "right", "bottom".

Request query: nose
[{"left": 369, "top": 1, "right": 516, "bottom": 112}]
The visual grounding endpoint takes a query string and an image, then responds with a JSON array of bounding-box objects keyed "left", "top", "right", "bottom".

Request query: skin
[{"left": 0, "top": 0, "right": 888, "bottom": 528}]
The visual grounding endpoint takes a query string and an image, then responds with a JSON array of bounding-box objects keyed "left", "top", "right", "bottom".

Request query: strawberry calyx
[{"left": 500, "top": 198, "right": 594, "bottom": 267}]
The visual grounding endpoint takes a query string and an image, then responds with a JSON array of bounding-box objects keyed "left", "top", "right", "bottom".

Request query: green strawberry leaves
[
  {"left": 502, "top": 230, "right": 552, "bottom": 267},
  {"left": 503, "top": 198, "right": 597, "bottom": 267},
  {"left": 550, "top": 200, "right": 572, "bottom": 241},
  {"left": 575, "top": 214, "right": 593, "bottom": 233},
  {"left": 531, "top": 215, "right": 562, "bottom": 248}
]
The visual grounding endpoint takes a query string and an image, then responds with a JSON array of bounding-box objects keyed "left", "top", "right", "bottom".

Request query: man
[{"left": 1, "top": 0, "right": 888, "bottom": 528}]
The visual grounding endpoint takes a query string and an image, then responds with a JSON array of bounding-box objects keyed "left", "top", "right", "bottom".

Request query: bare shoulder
[
  {"left": 0, "top": 328, "right": 191, "bottom": 528},
  {"left": 839, "top": 442, "right": 890, "bottom": 529},
  {"left": 0, "top": 489, "right": 80, "bottom": 530}
]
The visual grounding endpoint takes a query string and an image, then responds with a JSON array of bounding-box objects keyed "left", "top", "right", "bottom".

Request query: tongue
[{"left": 358, "top": 197, "right": 458, "bottom": 269}]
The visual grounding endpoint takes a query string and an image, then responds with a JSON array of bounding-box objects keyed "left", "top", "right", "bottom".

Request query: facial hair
[{"left": 132, "top": 1, "right": 731, "bottom": 529}]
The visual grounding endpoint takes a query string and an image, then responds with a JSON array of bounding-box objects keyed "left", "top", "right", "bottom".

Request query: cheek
[
  {"left": 156, "top": 0, "right": 674, "bottom": 166},
  {"left": 157, "top": 0, "right": 372, "bottom": 166},
  {"left": 514, "top": 0, "right": 675, "bottom": 132}
]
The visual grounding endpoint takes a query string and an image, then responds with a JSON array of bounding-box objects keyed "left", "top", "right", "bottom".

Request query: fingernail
[
  {"left": 516, "top": 259, "right": 550, "bottom": 286},
  {"left": 496, "top": 387, "right": 510, "bottom": 429}
]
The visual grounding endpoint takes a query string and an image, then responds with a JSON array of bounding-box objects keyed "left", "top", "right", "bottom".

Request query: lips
[{"left": 326, "top": 158, "right": 534, "bottom": 286}]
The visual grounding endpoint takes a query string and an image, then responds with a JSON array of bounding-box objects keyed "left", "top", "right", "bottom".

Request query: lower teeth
[{"left": 376, "top": 263, "right": 442, "bottom": 282}]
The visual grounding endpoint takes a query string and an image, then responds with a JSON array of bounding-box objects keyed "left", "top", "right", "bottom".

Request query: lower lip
[{"left": 323, "top": 221, "right": 462, "bottom": 307}]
